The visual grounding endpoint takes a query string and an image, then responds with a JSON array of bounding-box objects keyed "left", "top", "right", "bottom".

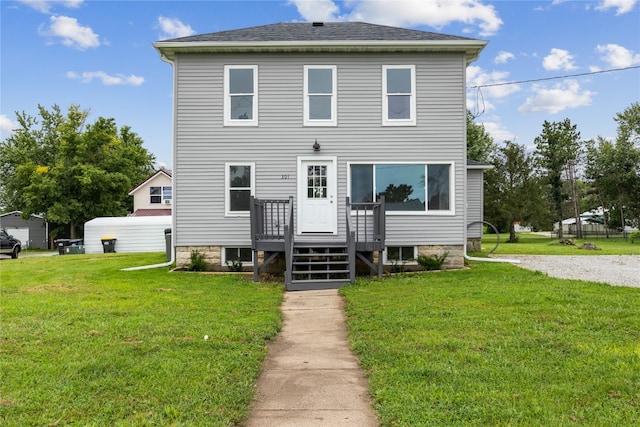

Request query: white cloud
[
  {"left": 596, "top": 43, "right": 640, "bottom": 68},
  {"left": 39, "top": 15, "right": 100, "bottom": 49},
  {"left": 595, "top": 0, "right": 637, "bottom": 14},
  {"left": 518, "top": 80, "right": 595, "bottom": 114},
  {"left": 287, "top": 0, "right": 341, "bottom": 21},
  {"left": 66, "top": 71, "right": 144, "bottom": 86},
  {"left": 542, "top": 48, "right": 577, "bottom": 71},
  {"left": 494, "top": 50, "right": 515, "bottom": 64},
  {"left": 157, "top": 16, "right": 195, "bottom": 39},
  {"left": 17, "top": 0, "right": 83, "bottom": 13},
  {"left": 0, "top": 114, "right": 18, "bottom": 138},
  {"left": 481, "top": 120, "right": 517, "bottom": 144},
  {"left": 467, "top": 65, "right": 520, "bottom": 100},
  {"left": 289, "top": 0, "right": 503, "bottom": 36}
]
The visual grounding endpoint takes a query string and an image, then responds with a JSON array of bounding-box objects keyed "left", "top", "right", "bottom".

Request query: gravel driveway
[{"left": 491, "top": 255, "right": 640, "bottom": 288}]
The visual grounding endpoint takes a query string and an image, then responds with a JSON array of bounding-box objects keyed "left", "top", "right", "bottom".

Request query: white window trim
[
  {"left": 383, "top": 246, "right": 418, "bottom": 265},
  {"left": 221, "top": 247, "right": 254, "bottom": 266},
  {"left": 425, "top": 161, "right": 455, "bottom": 216},
  {"left": 224, "top": 65, "right": 258, "bottom": 126},
  {"left": 382, "top": 65, "right": 416, "bottom": 126},
  {"left": 347, "top": 161, "right": 455, "bottom": 216},
  {"left": 304, "top": 65, "right": 337, "bottom": 126},
  {"left": 150, "top": 186, "right": 172, "bottom": 204},
  {"left": 225, "top": 162, "right": 255, "bottom": 217}
]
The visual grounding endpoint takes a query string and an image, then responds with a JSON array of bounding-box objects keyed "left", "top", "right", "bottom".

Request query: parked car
[{"left": 0, "top": 228, "right": 21, "bottom": 258}]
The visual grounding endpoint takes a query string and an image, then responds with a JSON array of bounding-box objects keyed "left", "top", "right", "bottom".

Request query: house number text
[{"left": 281, "top": 174, "right": 290, "bottom": 180}]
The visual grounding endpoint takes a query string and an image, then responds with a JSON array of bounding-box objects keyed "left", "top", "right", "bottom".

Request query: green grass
[
  {"left": 0, "top": 253, "right": 284, "bottom": 426},
  {"left": 473, "top": 232, "right": 640, "bottom": 256},
  {"left": 341, "top": 262, "right": 640, "bottom": 426}
]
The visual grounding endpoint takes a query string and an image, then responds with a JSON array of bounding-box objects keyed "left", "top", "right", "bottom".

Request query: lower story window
[
  {"left": 385, "top": 246, "right": 417, "bottom": 264},
  {"left": 223, "top": 247, "right": 253, "bottom": 265}
]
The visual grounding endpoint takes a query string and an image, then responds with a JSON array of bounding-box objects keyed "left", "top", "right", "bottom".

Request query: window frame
[
  {"left": 225, "top": 162, "right": 255, "bottom": 217},
  {"left": 224, "top": 65, "right": 258, "bottom": 126},
  {"left": 150, "top": 186, "right": 172, "bottom": 204},
  {"left": 382, "top": 65, "right": 416, "bottom": 126},
  {"left": 383, "top": 246, "right": 418, "bottom": 265},
  {"left": 347, "top": 161, "right": 455, "bottom": 216},
  {"left": 222, "top": 247, "right": 254, "bottom": 266},
  {"left": 303, "top": 65, "right": 337, "bottom": 126}
]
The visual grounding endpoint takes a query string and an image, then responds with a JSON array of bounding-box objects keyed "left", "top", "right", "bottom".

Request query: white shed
[{"left": 84, "top": 216, "right": 171, "bottom": 254}]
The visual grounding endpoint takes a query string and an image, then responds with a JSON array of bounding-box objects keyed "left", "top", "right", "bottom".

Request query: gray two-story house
[{"left": 154, "top": 22, "right": 487, "bottom": 290}]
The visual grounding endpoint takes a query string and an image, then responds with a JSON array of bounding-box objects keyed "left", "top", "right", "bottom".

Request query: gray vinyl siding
[
  {"left": 173, "top": 52, "right": 467, "bottom": 247},
  {"left": 467, "top": 169, "right": 484, "bottom": 238}
]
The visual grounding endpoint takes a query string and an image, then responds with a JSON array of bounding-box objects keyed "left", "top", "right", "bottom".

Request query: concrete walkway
[{"left": 242, "top": 289, "right": 379, "bottom": 427}]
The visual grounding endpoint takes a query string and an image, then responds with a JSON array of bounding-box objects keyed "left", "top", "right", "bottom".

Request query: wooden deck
[{"left": 250, "top": 196, "right": 386, "bottom": 290}]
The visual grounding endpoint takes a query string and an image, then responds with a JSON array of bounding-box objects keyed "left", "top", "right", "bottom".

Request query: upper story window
[
  {"left": 349, "top": 162, "right": 454, "bottom": 215},
  {"left": 304, "top": 65, "right": 337, "bottom": 126},
  {"left": 224, "top": 65, "right": 258, "bottom": 126},
  {"left": 150, "top": 186, "right": 172, "bottom": 204},
  {"left": 225, "top": 162, "right": 255, "bottom": 216},
  {"left": 382, "top": 65, "right": 416, "bottom": 126}
]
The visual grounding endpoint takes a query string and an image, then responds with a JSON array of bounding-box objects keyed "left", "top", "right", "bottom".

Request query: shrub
[
  {"left": 187, "top": 250, "right": 209, "bottom": 271},
  {"left": 416, "top": 252, "right": 448, "bottom": 271},
  {"left": 225, "top": 258, "right": 243, "bottom": 272},
  {"left": 389, "top": 258, "right": 407, "bottom": 273},
  {"left": 630, "top": 230, "right": 640, "bottom": 244}
]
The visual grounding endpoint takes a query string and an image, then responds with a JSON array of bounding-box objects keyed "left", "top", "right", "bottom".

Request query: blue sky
[{"left": 1, "top": 0, "right": 639, "bottom": 168}]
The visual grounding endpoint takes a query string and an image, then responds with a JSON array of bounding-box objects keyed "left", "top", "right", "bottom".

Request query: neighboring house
[
  {"left": 154, "top": 22, "right": 487, "bottom": 290},
  {"left": 128, "top": 170, "right": 172, "bottom": 217},
  {"left": 0, "top": 211, "right": 48, "bottom": 249}
]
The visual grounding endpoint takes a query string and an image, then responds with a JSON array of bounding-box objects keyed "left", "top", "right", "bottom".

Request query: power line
[{"left": 467, "top": 65, "right": 640, "bottom": 89}]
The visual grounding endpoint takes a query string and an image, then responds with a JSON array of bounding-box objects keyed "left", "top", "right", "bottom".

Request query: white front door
[{"left": 298, "top": 157, "right": 337, "bottom": 234}]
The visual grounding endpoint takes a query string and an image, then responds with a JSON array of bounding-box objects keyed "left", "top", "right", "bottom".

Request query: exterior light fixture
[{"left": 313, "top": 139, "right": 320, "bottom": 151}]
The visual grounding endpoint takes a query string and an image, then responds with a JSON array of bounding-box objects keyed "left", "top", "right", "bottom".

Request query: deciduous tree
[
  {"left": 533, "top": 119, "right": 582, "bottom": 238},
  {"left": 0, "top": 104, "right": 155, "bottom": 239}
]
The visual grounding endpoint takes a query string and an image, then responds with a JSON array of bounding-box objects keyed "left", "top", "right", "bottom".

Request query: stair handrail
[{"left": 284, "top": 196, "right": 294, "bottom": 285}]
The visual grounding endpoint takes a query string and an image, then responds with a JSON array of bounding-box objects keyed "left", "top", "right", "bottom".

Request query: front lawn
[
  {"left": 341, "top": 262, "right": 640, "bottom": 426},
  {"left": 0, "top": 253, "right": 283, "bottom": 426}
]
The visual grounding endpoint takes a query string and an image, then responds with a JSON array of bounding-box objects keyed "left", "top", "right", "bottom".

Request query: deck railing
[
  {"left": 346, "top": 195, "right": 386, "bottom": 252},
  {"left": 346, "top": 196, "right": 386, "bottom": 277},
  {"left": 250, "top": 196, "right": 292, "bottom": 248}
]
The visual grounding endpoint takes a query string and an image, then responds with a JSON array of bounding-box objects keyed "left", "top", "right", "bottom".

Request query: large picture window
[
  {"left": 382, "top": 65, "right": 416, "bottom": 126},
  {"left": 224, "top": 65, "right": 258, "bottom": 126},
  {"left": 304, "top": 65, "right": 337, "bottom": 126},
  {"left": 349, "top": 162, "right": 453, "bottom": 214},
  {"left": 225, "top": 163, "right": 255, "bottom": 216}
]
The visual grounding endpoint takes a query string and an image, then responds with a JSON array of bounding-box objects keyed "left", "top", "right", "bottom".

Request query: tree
[
  {"left": 533, "top": 119, "right": 582, "bottom": 238},
  {"left": 0, "top": 104, "right": 155, "bottom": 239},
  {"left": 466, "top": 110, "right": 496, "bottom": 163},
  {"left": 585, "top": 103, "right": 640, "bottom": 232},
  {"left": 484, "top": 141, "right": 544, "bottom": 241}
]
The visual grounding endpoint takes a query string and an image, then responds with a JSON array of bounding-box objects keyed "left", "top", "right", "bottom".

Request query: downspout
[
  {"left": 122, "top": 50, "right": 177, "bottom": 272},
  {"left": 121, "top": 248, "right": 174, "bottom": 271},
  {"left": 464, "top": 242, "right": 520, "bottom": 264}
]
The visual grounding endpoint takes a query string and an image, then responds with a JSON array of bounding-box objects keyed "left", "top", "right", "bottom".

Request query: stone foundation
[
  {"left": 175, "top": 243, "right": 465, "bottom": 273},
  {"left": 416, "top": 244, "right": 464, "bottom": 270},
  {"left": 467, "top": 238, "right": 482, "bottom": 252}
]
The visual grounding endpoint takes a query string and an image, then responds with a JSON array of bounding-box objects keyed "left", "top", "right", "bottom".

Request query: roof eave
[{"left": 153, "top": 39, "right": 487, "bottom": 65}]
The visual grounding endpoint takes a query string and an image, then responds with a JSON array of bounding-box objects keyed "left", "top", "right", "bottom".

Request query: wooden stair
[{"left": 287, "top": 242, "right": 351, "bottom": 291}]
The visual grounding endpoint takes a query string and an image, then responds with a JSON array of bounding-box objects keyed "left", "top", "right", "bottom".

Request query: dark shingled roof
[{"left": 164, "top": 22, "right": 478, "bottom": 43}]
